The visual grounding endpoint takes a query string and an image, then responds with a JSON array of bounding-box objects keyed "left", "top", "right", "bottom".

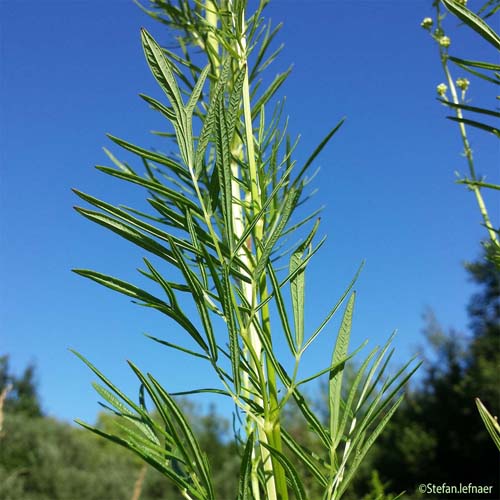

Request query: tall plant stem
[
  {"left": 436, "top": 5, "right": 498, "bottom": 246},
  {"left": 442, "top": 60, "right": 498, "bottom": 245},
  {"left": 236, "top": 10, "right": 278, "bottom": 499},
  {"left": 205, "top": 1, "right": 284, "bottom": 497}
]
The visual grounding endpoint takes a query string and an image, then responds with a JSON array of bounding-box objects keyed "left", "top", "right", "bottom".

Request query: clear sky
[{"left": 1, "top": 0, "right": 498, "bottom": 425}]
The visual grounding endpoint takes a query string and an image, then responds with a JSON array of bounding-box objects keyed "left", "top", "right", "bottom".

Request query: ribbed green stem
[{"left": 205, "top": 3, "right": 288, "bottom": 497}]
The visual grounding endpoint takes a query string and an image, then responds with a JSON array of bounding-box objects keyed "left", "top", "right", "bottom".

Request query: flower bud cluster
[
  {"left": 421, "top": 17, "right": 433, "bottom": 30},
  {"left": 439, "top": 36, "right": 451, "bottom": 48},
  {"left": 456, "top": 78, "right": 470, "bottom": 91},
  {"left": 437, "top": 83, "right": 448, "bottom": 97}
]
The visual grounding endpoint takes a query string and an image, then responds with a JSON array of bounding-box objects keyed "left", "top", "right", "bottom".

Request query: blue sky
[{"left": 1, "top": 0, "right": 498, "bottom": 425}]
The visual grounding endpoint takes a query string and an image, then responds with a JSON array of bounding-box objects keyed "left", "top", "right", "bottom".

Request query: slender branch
[{"left": 436, "top": 3, "right": 499, "bottom": 247}]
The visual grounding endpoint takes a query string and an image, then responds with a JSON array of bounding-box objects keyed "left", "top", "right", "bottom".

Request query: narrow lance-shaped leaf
[
  {"left": 167, "top": 235, "right": 218, "bottom": 359},
  {"left": 95, "top": 166, "right": 202, "bottom": 215},
  {"left": 73, "top": 268, "right": 210, "bottom": 352},
  {"left": 301, "top": 262, "right": 363, "bottom": 353},
  {"left": 336, "top": 395, "right": 404, "bottom": 499},
  {"left": 441, "top": 0, "right": 500, "bottom": 50},
  {"left": 333, "top": 346, "right": 380, "bottom": 450},
  {"left": 260, "top": 442, "right": 307, "bottom": 500},
  {"left": 215, "top": 96, "right": 235, "bottom": 250},
  {"left": 330, "top": 292, "right": 355, "bottom": 445},
  {"left": 476, "top": 398, "right": 500, "bottom": 450},
  {"left": 294, "top": 118, "right": 345, "bottom": 185},
  {"left": 73, "top": 207, "right": 178, "bottom": 266},
  {"left": 237, "top": 433, "right": 255, "bottom": 500},
  {"left": 267, "top": 263, "right": 296, "bottom": 355},
  {"left": 141, "top": 28, "right": 184, "bottom": 114},
  {"left": 290, "top": 218, "right": 320, "bottom": 348},
  {"left": 254, "top": 186, "right": 300, "bottom": 279},
  {"left": 446, "top": 116, "right": 500, "bottom": 138},
  {"left": 281, "top": 430, "right": 328, "bottom": 487},
  {"left": 195, "top": 58, "right": 231, "bottom": 177},
  {"left": 226, "top": 65, "right": 247, "bottom": 142},
  {"left": 75, "top": 419, "right": 202, "bottom": 498},
  {"left": 186, "top": 64, "right": 210, "bottom": 121},
  {"left": 127, "top": 362, "right": 214, "bottom": 499},
  {"left": 221, "top": 266, "right": 241, "bottom": 393}
]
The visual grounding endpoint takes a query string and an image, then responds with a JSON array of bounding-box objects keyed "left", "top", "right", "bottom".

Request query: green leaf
[
  {"left": 74, "top": 207, "right": 177, "bottom": 265},
  {"left": 450, "top": 58, "right": 500, "bottom": 85},
  {"left": 446, "top": 116, "right": 500, "bottom": 137},
  {"left": 329, "top": 292, "right": 355, "bottom": 444},
  {"left": 441, "top": 0, "right": 500, "bottom": 50},
  {"left": 302, "top": 262, "right": 363, "bottom": 353},
  {"left": 106, "top": 134, "right": 189, "bottom": 182},
  {"left": 253, "top": 67, "right": 292, "bottom": 117},
  {"left": 221, "top": 267, "right": 241, "bottom": 393},
  {"left": 260, "top": 442, "right": 307, "bottom": 500},
  {"left": 141, "top": 28, "right": 184, "bottom": 113},
  {"left": 297, "top": 341, "right": 366, "bottom": 387},
  {"left": 267, "top": 263, "right": 296, "bottom": 355},
  {"left": 476, "top": 398, "right": 500, "bottom": 450},
  {"left": 237, "top": 433, "right": 254, "bottom": 500},
  {"left": 144, "top": 334, "right": 210, "bottom": 361},
  {"left": 73, "top": 269, "right": 167, "bottom": 306},
  {"left": 95, "top": 166, "right": 202, "bottom": 215},
  {"left": 140, "top": 92, "right": 176, "bottom": 122},
  {"left": 290, "top": 219, "right": 320, "bottom": 348},
  {"left": 355, "top": 334, "right": 396, "bottom": 412},
  {"left": 167, "top": 235, "right": 217, "bottom": 359},
  {"left": 73, "top": 189, "right": 200, "bottom": 256},
  {"left": 438, "top": 98, "right": 500, "bottom": 118},
  {"left": 336, "top": 395, "right": 404, "bottom": 498},
  {"left": 195, "top": 58, "right": 231, "bottom": 177},
  {"left": 449, "top": 56, "right": 500, "bottom": 72},
  {"left": 215, "top": 96, "right": 234, "bottom": 249},
  {"left": 75, "top": 419, "right": 202, "bottom": 498},
  {"left": 143, "top": 258, "right": 178, "bottom": 308},
  {"left": 363, "top": 359, "right": 421, "bottom": 431},
  {"left": 281, "top": 430, "right": 328, "bottom": 487},
  {"left": 294, "top": 118, "right": 345, "bottom": 184},
  {"left": 333, "top": 346, "right": 380, "bottom": 450},
  {"left": 286, "top": 380, "right": 332, "bottom": 448},
  {"left": 254, "top": 187, "right": 300, "bottom": 279},
  {"left": 226, "top": 65, "right": 247, "bottom": 142},
  {"left": 73, "top": 269, "right": 209, "bottom": 352},
  {"left": 230, "top": 159, "right": 296, "bottom": 262},
  {"left": 186, "top": 64, "right": 210, "bottom": 120},
  {"left": 250, "top": 21, "right": 283, "bottom": 81},
  {"left": 457, "top": 179, "right": 500, "bottom": 191},
  {"left": 92, "top": 382, "right": 160, "bottom": 445},
  {"left": 128, "top": 362, "right": 215, "bottom": 499}
]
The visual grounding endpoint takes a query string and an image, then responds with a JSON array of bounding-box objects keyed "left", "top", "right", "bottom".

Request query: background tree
[
  {"left": 0, "top": 356, "right": 42, "bottom": 418},
  {"left": 374, "top": 248, "right": 500, "bottom": 499},
  {"left": 0, "top": 358, "right": 238, "bottom": 499}
]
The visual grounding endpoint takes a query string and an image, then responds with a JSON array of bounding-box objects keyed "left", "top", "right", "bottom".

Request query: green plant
[
  {"left": 73, "top": 1, "right": 418, "bottom": 498},
  {"left": 476, "top": 398, "right": 500, "bottom": 450},
  {"left": 422, "top": 0, "right": 500, "bottom": 267}
]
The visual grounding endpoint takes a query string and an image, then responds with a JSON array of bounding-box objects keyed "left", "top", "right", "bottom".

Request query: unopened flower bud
[
  {"left": 437, "top": 83, "right": 448, "bottom": 97},
  {"left": 439, "top": 36, "right": 451, "bottom": 48},
  {"left": 421, "top": 17, "right": 433, "bottom": 30},
  {"left": 434, "top": 28, "right": 444, "bottom": 38},
  {"left": 456, "top": 78, "right": 470, "bottom": 91}
]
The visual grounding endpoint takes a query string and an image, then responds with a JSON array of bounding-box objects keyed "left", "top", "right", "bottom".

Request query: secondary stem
[{"left": 436, "top": 5, "right": 498, "bottom": 247}]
